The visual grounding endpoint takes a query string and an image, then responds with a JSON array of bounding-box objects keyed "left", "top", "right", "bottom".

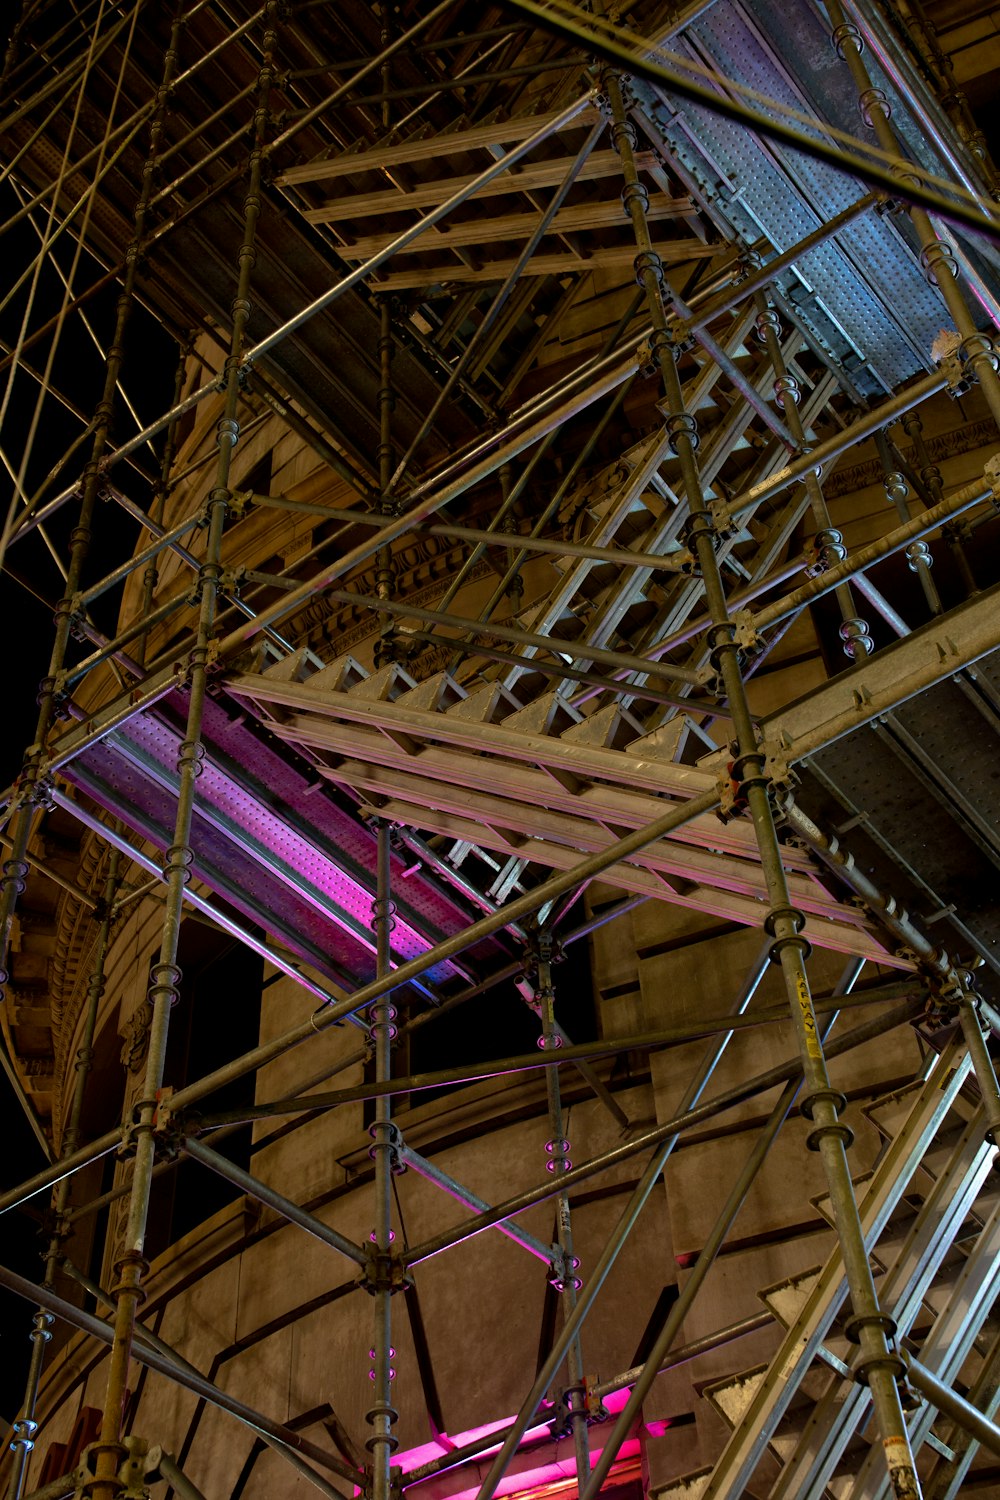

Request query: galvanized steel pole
[
  {"left": 603, "top": 53, "right": 922, "bottom": 1499},
  {"left": 86, "top": 14, "right": 278, "bottom": 1498}
]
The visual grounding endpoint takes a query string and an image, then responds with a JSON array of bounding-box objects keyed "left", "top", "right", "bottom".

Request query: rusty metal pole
[
  {"left": 604, "top": 60, "right": 923, "bottom": 1500},
  {"left": 86, "top": 12, "right": 278, "bottom": 1498}
]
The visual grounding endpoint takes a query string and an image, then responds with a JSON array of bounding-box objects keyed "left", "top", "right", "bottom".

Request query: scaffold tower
[{"left": 2, "top": 3, "right": 1000, "bottom": 1499}]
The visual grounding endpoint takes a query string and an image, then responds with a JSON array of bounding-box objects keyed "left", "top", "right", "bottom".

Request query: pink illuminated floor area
[{"left": 391, "top": 1389, "right": 646, "bottom": 1500}]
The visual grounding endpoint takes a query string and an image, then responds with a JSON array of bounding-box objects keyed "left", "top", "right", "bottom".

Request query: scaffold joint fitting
[{"left": 358, "top": 1250, "right": 411, "bottom": 1297}]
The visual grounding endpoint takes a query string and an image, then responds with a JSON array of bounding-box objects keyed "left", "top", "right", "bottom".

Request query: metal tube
[
  {"left": 715, "top": 366, "right": 950, "bottom": 530},
  {"left": 155, "top": 1455, "right": 209, "bottom": 1500},
  {"left": 397, "top": 1144, "right": 555, "bottom": 1265},
  {"left": 957, "top": 998, "right": 1000, "bottom": 1141},
  {"left": 753, "top": 293, "right": 870, "bottom": 660},
  {"left": 822, "top": 0, "right": 1000, "bottom": 428},
  {"left": 244, "top": 494, "right": 691, "bottom": 573},
  {"left": 368, "top": 819, "right": 396, "bottom": 1500},
  {"left": 0, "top": 1260, "right": 353, "bottom": 1499},
  {"left": 318, "top": 585, "right": 704, "bottom": 685},
  {"left": 75, "top": 507, "right": 204, "bottom": 608},
  {"left": 0, "top": 1127, "right": 121, "bottom": 1219},
  {"left": 404, "top": 944, "right": 775, "bottom": 1489},
  {"left": 87, "top": 20, "right": 278, "bottom": 1499},
  {"left": 904, "top": 1356, "right": 1000, "bottom": 1461},
  {"left": 61, "top": 592, "right": 185, "bottom": 687},
  {"left": 853, "top": 572, "right": 911, "bottom": 637},
  {"left": 422, "top": 1007, "right": 920, "bottom": 1478},
  {"left": 606, "top": 55, "right": 922, "bottom": 1493},
  {"left": 179, "top": 1137, "right": 368, "bottom": 1266},
  {"left": 191, "top": 983, "right": 924, "bottom": 1128},
  {"left": 577, "top": 1074, "right": 804, "bottom": 1500},
  {"left": 593, "top": 1312, "right": 775, "bottom": 1399},
  {"left": 75, "top": 1262, "right": 360, "bottom": 1500},
  {"left": 5, "top": 1309, "right": 53, "bottom": 1500},
  {"left": 138, "top": 344, "right": 188, "bottom": 665},
  {"left": 536, "top": 929, "right": 591, "bottom": 1482},
  {"left": 750, "top": 470, "right": 993, "bottom": 633}
]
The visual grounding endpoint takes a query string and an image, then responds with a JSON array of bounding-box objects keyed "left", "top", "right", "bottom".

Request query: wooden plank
[
  {"left": 299, "top": 150, "right": 657, "bottom": 221},
  {"left": 335, "top": 197, "right": 700, "bottom": 259},
  {"left": 366, "top": 241, "right": 721, "bottom": 290},
  {"left": 277, "top": 105, "right": 602, "bottom": 185}
]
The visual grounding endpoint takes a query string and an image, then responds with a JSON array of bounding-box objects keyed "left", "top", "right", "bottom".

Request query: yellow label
[{"left": 796, "top": 971, "right": 822, "bottom": 1060}]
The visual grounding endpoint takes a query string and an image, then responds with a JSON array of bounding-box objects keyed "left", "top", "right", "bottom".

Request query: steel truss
[{"left": 1, "top": 2, "right": 1000, "bottom": 1498}]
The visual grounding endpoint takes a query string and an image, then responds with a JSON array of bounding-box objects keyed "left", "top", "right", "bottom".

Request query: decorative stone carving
[{"left": 120, "top": 999, "right": 153, "bottom": 1075}]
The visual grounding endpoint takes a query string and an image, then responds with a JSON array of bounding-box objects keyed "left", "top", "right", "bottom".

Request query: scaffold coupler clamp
[
  {"left": 226, "top": 488, "right": 255, "bottom": 522},
  {"left": 116, "top": 1434, "right": 151, "bottom": 1499},
  {"left": 731, "top": 606, "right": 762, "bottom": 657},
  {"left": 26, "top": 770, "right": 56, "bottom": 812},
  {"left": 922, "top": 966, "right": 967, "bottom": 1029},
  {"left": 762, "top": 732, "right": 797, "bottom": 806},
  {"left": 118, "top": 1085, "right": 179, "bottom": 1162},
  {"left": 716, "top": 749, "right": 748, "bottom": 825},
  {"left": 548, "top": 1245, "right": 580, "bottom": 1292},
  {"left": 367, "top": 1119, "right": 404, "bottom": 1173},
  {"left": 846, "top": 1311, "right": 907, "bottom": 1389},
  {"left": 708, "top": 493, "right": 740, "bottom": 544},
  {"left": 219, "top": 564, "right": 248, "bottom": 597},
  {"left": 357, "top": 1241, "right": 412, "bottom": 1299},
  {"left": 552, "top": 1382, "right": 592, "bottom": 1440},
  {"left": 583, "top": 1375, "right": 610, "bottom": 1424},
  {"left": 934, "top": 329, "right": 971, "bottom": 397}
]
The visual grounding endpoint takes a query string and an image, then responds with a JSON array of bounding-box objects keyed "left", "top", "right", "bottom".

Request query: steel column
[{"left": 86, "top": 16, "right": 278, "bottom": 1498}]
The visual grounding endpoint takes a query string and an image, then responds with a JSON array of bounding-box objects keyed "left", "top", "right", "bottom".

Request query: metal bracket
[
  {"left": 227, "top": 488, "right": 255, "bottom": 521},
  {"left": 934, "top": 330, "right": 970, "bottom": 396},
  {"left": 762, "top": 733, "right": 797, "bottom": 799},
  {"left": 547, "top": 1246, "right": 576, "bottom": 1291},
  {"left": 219, "top": 565, "right": 247, "bottom": 595},
  {"left": 118, "top": 1087, "right": 180, "bottom": 1161},
  {"left": 357, "top": 1249, "right": 413, "bottom": 1297},
  {"left": 732, "top": 607, "right": 762, "bottom": 655},
  {"left": 118, "top": 1435, "right": 151, "bottom": 1498}
]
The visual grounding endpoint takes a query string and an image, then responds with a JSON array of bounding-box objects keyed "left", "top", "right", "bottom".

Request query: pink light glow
[{"left": 395, "top": 1414, "right": 642, "bottom": 1500}]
